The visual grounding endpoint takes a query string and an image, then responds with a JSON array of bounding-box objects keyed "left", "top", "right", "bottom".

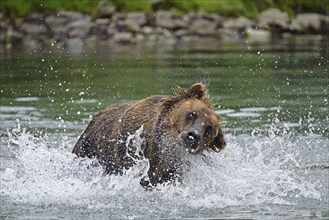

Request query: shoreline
[{"left": 1, "top": 8, "right": 328, "bottom": 51}]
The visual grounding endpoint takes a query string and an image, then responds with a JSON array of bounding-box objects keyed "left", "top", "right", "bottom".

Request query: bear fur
[{"left": 72, "top": 83, "right": 226, "bottom": 188}]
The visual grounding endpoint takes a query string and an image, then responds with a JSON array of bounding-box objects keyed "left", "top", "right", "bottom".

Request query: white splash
[
  {"left": 0, "top": 126, "right": 324, "bottom": 216},
  {"left": 125, "top": 125, "right": 150, "bottom": 180}
]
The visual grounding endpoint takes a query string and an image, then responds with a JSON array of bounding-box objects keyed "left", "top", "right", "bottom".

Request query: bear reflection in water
[{"left": 73, "top": 83, "right": 226, "bottom": 188}]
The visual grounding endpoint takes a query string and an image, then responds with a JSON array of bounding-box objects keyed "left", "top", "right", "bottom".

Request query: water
[{"left": 1, "top": 38, "right": 328, "bottom": 219}]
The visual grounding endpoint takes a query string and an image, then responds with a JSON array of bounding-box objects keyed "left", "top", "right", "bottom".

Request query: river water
[{"left": 1, "top": 38, "right": 328, "bottom": 219}]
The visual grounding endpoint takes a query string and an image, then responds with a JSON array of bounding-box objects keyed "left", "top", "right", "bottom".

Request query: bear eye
[
  {"left": 186, "top": 111, "right": 197, "bottom": 122},
  {"left": 204, "top": 125, "right": 213, "bottom": 137}
]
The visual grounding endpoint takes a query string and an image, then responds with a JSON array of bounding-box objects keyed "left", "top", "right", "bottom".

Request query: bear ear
[
  {"left": 209, "top": 132, "right": 226, "bottom": 153},
  {"left": 185, "top": 83, "right": 207, "bottom": 100}
]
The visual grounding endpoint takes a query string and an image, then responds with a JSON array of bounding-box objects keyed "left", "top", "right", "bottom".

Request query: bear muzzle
[
  {"left": 181, "top": 130, "right": 204, "bottom": 153},
  {"left": 180, "top": 127, "right": 226, "bottom": 154}
]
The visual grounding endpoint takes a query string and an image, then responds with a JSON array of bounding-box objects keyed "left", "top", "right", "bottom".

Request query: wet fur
[{"left": 72, "top": 83, "right": 226, "bottom": 188}]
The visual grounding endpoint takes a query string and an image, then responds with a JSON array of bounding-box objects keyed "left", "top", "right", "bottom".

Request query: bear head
[{"left": 167, "top": 83, "right": 226, "bottom": 154}]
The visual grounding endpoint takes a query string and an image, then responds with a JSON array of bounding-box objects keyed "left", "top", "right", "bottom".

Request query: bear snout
[
  {"left": 181, "top": 130, "right": 202, "bottom": 153},
  {"left": 186, "top": 131, "right": 200, "bottom": 146}
]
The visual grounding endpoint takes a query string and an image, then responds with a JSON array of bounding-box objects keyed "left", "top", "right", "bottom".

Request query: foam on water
[{"left": 0, "top": 124, "right": 324, "bottom": 218}]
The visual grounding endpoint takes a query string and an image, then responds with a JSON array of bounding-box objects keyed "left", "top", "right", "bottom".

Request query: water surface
[{"left": 1, "top": 38, "right": 328, "bottom": 219}]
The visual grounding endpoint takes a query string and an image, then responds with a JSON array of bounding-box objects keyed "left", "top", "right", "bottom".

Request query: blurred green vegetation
[
  {"left": 0, "top": 0, "right": 328, "bottom": 18},
  {"left": 168, "top": 0, "right": 328, "bottom": 17}
]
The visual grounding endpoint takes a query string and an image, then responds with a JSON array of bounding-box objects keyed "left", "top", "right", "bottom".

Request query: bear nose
[{"left": 185, "top": 131, "right": 201, "bottom": 149}]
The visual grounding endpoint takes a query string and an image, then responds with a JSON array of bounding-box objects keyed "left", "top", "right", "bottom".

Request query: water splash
[{"left": 0, "top": 125, "right": 324, "bottom": 218}]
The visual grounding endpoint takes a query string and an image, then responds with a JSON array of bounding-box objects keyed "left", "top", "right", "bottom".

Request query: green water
[
  {"left": 1, "top": 40, "right": 328, "bottom": 135},
  {"left": 0, "top": 38, "right": 328, "bottom": 219}
]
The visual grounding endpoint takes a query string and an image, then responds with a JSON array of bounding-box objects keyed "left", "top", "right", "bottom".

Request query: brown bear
[{"left": 72, "top": 83, "right": 226, "bottom": 188}]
